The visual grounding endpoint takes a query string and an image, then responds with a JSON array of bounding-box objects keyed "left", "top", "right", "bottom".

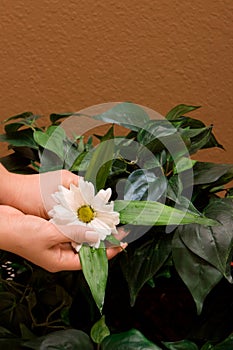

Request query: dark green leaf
[
  {"left": 23, "top": 329, "right": 94, "bottom": 349},
  {"left": 124, "top": 169, "right": 167, "bottom": 201},
  {"left": 166, "top": 104, "right": 200, "bottom": 120},
  {"left": 200, "top": 343, "right": 214, "bottom": 350},
  {"left": 90, "top": 315, "right": 110, "bottom": 344},
  {"left": 163, "top": 339, "right": 199, "bottom": 350},
  {"left": 100, "top": 328, "right": 162, "bottom": 349},
  {"left": 79, "top": 243, "right": 108, "bottom": 313},
  {"left": 172, "top": 228, "right": 223, "bottom": 314},
  {"left": 193, "top": 162, "right": 233, "bottom": 186},
  {"left": 179, "top": 198, "right": 233, "bottom": 281},
  {"left": 33, "top": 125, "right": 66, "bottom": 160},
  {"left": 120, "top": 234, "right": 171, "bottom": 306},
  {"left": 212, "top": 333, "right": 233, "bottom": 349},
  {"left": 0, "top": 326, "right": 17, "bottom": 338},
  {"left": 187, "top": 126, "right": 214, "bottom": 154},
  {"left": 137, "top": 119, "right": 177, "bottom": 144},
  {"left": 84, "top": 127, "right": 114, "bottom": 191},
  {"left": 50, "top": 112, "right": 77, "bottom": 124},
  {"left": 0, "top": 129, "right": 38, "bottom": 149},
  {"left": 0, "top": 154, "right": 31, "bottom": 172},
  {"left": 2, "top": 111, "right": 34, "bottom": 123},
  {"left": 0, "top": 338, "right": 22, "bottom": 349},
  {"left": 93, "top": 102, "right": 150, "bottom": 131}
]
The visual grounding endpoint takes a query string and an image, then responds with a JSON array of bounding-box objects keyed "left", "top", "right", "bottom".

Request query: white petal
[
  {"left": 89, "top": 218, "right": 112, "bottom": 240},
  {"left": 79, "top": 178, "right": 95, "bottom": 205},
  {"left": 49, "top": 205, "right": 77, "bottom": 224},
  {"left": 70, "top": 183, "right": 86, "bottom": 207},
  {"left": 96, "top": 210, "right": 120, "bottom": 227},
  {"left": 96, "top": 188, "right": 112, "bottom": 203},
  {"left": 52, "top": 185, "right": 77, "bottom": 212}
]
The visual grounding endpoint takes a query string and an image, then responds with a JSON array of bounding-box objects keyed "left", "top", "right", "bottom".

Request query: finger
[
  {"left": 55, "top": 224, "right": 99, "bottom": 244},
  {"left": 115, "top": 227, "right": 130, "bottom": 241},
  {"left": 106, "top": 243, "right": 128, "bottom": 260},
  {"left": 61, "top": 170, "right": 79, "bottom": 188},
  {"left": 47, "top": 245, "right": 82, "bottom": 272}
]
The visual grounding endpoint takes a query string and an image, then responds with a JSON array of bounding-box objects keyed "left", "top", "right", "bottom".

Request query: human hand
[
  {"left": 1, "top": 165, "right": 78, "bottom": 219},
  {"left": 0, "top": 205, "right": 127, "bottom": 272}
]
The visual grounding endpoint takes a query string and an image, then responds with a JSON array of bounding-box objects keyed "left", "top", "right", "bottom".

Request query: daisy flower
[{"left": 49, "top": 178, "right": 120, "bottom": 250}]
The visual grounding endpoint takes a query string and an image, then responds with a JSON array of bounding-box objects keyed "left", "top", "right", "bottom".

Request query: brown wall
[{"left": 0, "top": 0, "right": 232, "bottom": 163}]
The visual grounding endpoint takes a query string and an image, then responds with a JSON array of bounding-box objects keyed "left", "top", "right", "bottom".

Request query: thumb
[{"left": 55, "top": 224, "right": 99, "bottom": 244}]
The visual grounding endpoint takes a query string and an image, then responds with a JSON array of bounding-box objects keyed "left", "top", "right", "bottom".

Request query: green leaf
[
  {"left": 212, "top": 333, "right": 233, "bottom": 349},
  {"left": 172, "top": 228, "right": 223, "bottom": 314},
  {"left": 200, "top": 343, "right": 214, "bottom": 350},
  {"left": 2, "top": 111, "right": 34, "bottom": 123},
  {"left": 79, "top": 243, "right": 108, "bottom": 313},
  {"left": 179, "top": 198, "right": 233, "bottom": 281},
  {"left": 163, "top": 339, "right": 199, "bottom": 350},
  {"left": 193, "top": 162, "right": 233, "bottom": 186},
  {"left": 90, "top": 315, "right": 110, "bottom": 344},
  {"left": 174, "top": 157, "right": 196, "bottom": 174},
  {"left": 50, "top": 112, "right": 77, "bottom": 124},
  {"left": 0, "top": 129, "right": 38, "bottom": 149},
  {"left": 114, "top": 200, "right": 217, "bottom": 227},
  {"left": 0, "top": 154, "right": 31, "bottom": 172},
  {"left": 23, "top": 329, "right": 94, "bottom": 349},
  {"left": 187, "top": 126, "right": 214, "bottom": 154},
  {"left": 85, "top": 126, "right": 114, "bottom": 191},
  {"left": 100, "top": 328, "right": 162, "bottom": 349},
  {"left": 33, "top": 125, "right": 66, "bottom": 160},
  {"left": 93, "top": 102, "right": 150, "bottom": 131},
  {"left": 166, "top": 104, "right": 200, "bottom": 120},
  {"left": 124, "top": 169, "right": 167, "bottom": 201},
  {"left": 120, "top": 234, "right": 171, "bottom": 306},
  {"left": 137, "top": 119, "right": 177, "bottom": 143}
]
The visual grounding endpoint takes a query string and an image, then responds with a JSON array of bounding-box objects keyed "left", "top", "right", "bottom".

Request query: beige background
[{"left": 0, "top": 0, "right": 232, "bottom": 163}]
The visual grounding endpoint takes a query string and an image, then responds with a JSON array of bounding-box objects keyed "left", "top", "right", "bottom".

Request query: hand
[
  {"left": 1, "top": 165, "right": 79, "bottom": 218},
  {"left": 0, "top": 205, "right": 127, "bottom": 272}
]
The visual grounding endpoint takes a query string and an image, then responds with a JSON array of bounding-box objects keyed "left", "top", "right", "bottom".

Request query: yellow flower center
[{"left": 77, "top": 205, "right": 95, "bottom": 223}]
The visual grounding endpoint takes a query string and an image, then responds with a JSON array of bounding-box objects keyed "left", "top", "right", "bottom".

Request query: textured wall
[{"left": 0, "top": 0, "right": 232, "bottom": 162}]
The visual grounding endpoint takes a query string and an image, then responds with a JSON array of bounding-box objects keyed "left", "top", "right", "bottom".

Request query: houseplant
[{"left": 0, "top": 102, "right": 233, "bottom": 349}]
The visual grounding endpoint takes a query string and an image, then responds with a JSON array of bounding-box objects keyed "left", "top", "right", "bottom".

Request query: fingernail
[
  {"left": 85, "top": 230, "right": 99, "bottom": 242},
  {"left": 120, "top": 242, "right": 128, "bottom": 250}
]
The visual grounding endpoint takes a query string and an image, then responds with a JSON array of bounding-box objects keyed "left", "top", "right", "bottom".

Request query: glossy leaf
[
  {"left": 193, "top": 162, "right": 233, "bottom": 186},
  {"left": 0, "top": 129, "right": 38, "bottom": 149},
  {"left": 166, "top": 104, "right": 200, "bottom": 120},
  {"left": 172, "top": 228, "right": 223, "bottom": 314},
  {"left": 93, "top": 102, "right": 150, "bottom": 131},
  {"left": 124, "top": 169, "right": 167, "bottom": 201},
  {"left": 23, "top": 329, "right": 94, "bottom": 349},
  {"left": 90, "top": 315, "right": 110, "bottom": 344},
  {"left": 2, "top": 111, "right": 34, "bottom": 123},
  {"left": 179, "top": 198, "right": 233, "bottom": 281},
  {"left": 100, "top": 328, "right": 162, "bottom": 350},
  {"left": 120, "top": 234, "right": 171, "bottom": 305},
  {"left": 211, "top": 333, "right": 233, "bottom": 349},
  {"left": 183, "top": 126, "right": 213, "bottom": 154},
  {"left": 33, "top": 125, "right": 66, "bottom": 160},
  {"left": 163, "top": 339, "right": 199, "bottom": 350},
  {"left": 114, "top": 200, "right": 217, "bottom": 227},
  {"left": 79, "top": 243, "right": 108, "bottom": 313},
  {"left": 85, "top": 126, "right": 114, "bottom": 191}
]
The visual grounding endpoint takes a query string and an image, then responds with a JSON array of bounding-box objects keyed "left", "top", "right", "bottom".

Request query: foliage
[{"left": 0, "top": 103, "right": 233, "bottom": 348}]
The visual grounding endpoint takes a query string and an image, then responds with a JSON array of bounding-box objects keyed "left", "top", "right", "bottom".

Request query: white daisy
[{"left": 49, "top": 178, "right": 120, "bottom": 250}]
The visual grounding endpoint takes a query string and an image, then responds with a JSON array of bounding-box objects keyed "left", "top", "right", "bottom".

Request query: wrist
[{"left": 0, "top": 205, "right": 24, "bottom": 253}]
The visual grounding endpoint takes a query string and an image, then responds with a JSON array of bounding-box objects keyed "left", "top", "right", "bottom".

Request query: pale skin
[{"left": 0, "top": 164, "right": 126, "bottom": 272}]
